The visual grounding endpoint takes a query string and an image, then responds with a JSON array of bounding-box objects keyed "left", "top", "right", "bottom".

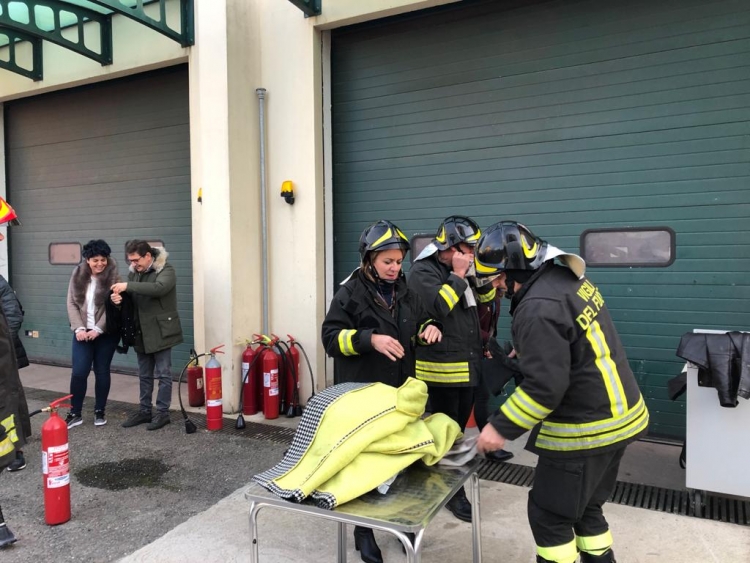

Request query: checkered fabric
[{"left": 252, "top": 382, "right": 368, "bottom": 503}]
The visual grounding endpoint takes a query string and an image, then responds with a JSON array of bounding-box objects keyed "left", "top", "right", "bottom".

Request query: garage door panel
[
  {"left": 7, "top": 66, "right": 193, "bottom": 375},
  {"left": 333, "top": 1, "right": 750, "bottom": 439},
  {"left": 335, "top": 11, "right": 750, "bottom": 103}
]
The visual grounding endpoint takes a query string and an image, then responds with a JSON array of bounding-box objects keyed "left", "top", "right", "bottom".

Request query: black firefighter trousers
[{"left": 529, "top": 447, "right": 625, "bottom": 563}]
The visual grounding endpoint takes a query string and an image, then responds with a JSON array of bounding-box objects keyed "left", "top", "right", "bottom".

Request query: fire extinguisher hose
[
  {"left": 291, "top": 340, "right": 316, "bottom": 400},
  {"left": 178, "top": 350, "right": 208, "bottom": 434},
  {"left": 276, "top": 340, "right": 299, "bottom": 417}
]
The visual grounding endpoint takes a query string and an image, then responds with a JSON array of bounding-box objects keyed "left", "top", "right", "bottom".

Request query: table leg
[
  {"left": 248, "top": 501, "right": 261, "bottom": 563},
  {"left": 337, "top": 521, "right": 347, "bottom": 563},
  {"left": 469, "top": 473, "right": 482, "bottom": 563}
]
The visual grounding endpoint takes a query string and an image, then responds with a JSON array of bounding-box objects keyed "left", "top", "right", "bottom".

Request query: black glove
[{"left": 481, "top": 338, "right": 523, "bottom": 395}]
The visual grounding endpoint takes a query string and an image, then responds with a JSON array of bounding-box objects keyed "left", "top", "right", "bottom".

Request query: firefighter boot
[
  {"left": 580, "top": 549, "right": 617, "bottom": 562},
  {"left": 446, "top": 486, "right": 473, "bottom": 522},
  {"left": 353, "top": 526, "right": 383, "bottom": 563},
  {"left": 0, "top": 523, "right": 17, "bottom": 548}
]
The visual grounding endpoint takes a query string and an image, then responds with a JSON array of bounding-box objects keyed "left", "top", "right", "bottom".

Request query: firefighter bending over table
[{"left": 474, "top": 221, "right": 649, "bottom": 563}]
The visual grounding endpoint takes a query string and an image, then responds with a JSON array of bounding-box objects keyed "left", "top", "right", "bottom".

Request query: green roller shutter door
[
  {"left": 331, "top": 0, "right": 750, "bottom": 439},
  {"left": 6, "top": 66, "right": 193, "bottom": 375}
]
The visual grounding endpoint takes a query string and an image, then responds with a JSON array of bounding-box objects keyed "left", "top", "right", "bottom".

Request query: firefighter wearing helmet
[
  {"left": 0, "top": 196, "right": 28, "bottom": 548},
  {"left": 474, "top": 221, "right": 649, "bottom": 563},
  {"left": 407, "top": 215, "right": 483, "bottom": 523},
  {"left": 322, "top": 219, "right": 443, "bottom": 563}
]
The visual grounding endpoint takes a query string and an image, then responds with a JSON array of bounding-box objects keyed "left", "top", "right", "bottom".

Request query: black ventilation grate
[{"left": 476, "top": 459, "right": 750, "bottom": 526}]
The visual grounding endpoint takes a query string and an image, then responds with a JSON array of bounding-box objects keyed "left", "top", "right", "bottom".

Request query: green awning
[{"left": 0, "top": 0, "right": 193, "bottom": 81}]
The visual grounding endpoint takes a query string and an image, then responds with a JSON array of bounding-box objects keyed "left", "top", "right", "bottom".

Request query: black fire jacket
[
  {"left": 322, "top": 269, "right": 436, "bottom": 388},
  {"left": 489, "top": 263, "right": 649, "bottom": 458}
]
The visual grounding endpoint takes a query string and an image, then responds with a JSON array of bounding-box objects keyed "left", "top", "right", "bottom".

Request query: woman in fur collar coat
[{"left": 65, "top": 240, "right": 121, "bottom": 428}]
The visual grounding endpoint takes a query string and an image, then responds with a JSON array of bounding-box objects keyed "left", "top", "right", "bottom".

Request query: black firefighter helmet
[
  {"left": 474, "top": 221, "right": 547, "bottom": 277},
  {"left": 433, "top": 215, "right": 481, "bottom": 251},
  {"left": 358, "top": 220, "right": 411, "bottom": 264}
]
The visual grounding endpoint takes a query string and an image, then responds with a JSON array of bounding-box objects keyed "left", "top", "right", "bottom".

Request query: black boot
[
  {"left": 0, "top": 524, "right": 17, "bottom": 548},
  {"left": 445, "top": 486, "right": 472, "bottom": 522},
  {"left": 353, "top": 526, "right": 383, "bottom": 563},
  {"left": 580, "top": 549, "right": 616, "bottom": 562}
]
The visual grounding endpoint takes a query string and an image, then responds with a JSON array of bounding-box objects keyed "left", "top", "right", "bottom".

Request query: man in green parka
[{"left": 111, "top": 240, "right": 183, "bottom": 430}]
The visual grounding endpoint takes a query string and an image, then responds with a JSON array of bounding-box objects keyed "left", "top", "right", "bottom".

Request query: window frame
[{"left": 579, "top": 226, "right": 676, "bottom": 268}]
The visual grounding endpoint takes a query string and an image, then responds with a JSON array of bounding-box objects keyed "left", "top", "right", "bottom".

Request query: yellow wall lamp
[{"left": 280, "top": 180, "right": 295, "bottom": 205}]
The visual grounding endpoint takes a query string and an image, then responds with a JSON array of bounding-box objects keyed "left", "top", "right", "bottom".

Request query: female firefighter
[{"left": 321, "top": 219, "right": 442, "bottom": 563}]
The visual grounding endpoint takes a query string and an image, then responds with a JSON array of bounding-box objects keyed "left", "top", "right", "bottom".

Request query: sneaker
[
  {"left": 0, "top": 523, "right": 17, "bottom": 548},
  {"left": 146, "top": 413, "right": 171, "bottom": 431},
  {"left": 94, "top": 411, "right": 107, "bottom": 426},
  {"left": 65, "top": 413, "right": 83, "bottom": 429},
  {"left": 122, "top": 411, "right": 152, "bottom": 428},
  {"left": 6, "top": 452, "right": 25, "bottom": 472}
]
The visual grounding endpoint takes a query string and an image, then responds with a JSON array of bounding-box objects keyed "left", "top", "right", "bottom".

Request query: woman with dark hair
[
  {"left": 65, "top": 239, "right": 121, "bottom": 428},
  {"left": 321, "top": 220, "right": 442, "bottom": 563}
]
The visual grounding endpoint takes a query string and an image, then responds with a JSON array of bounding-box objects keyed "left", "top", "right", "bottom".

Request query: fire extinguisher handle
[
  {"left": 49, "top": 394, "right": 73, "bottom": 409},
  {"left": 210, "top": 344, "right": 225, "bottom": 354}
]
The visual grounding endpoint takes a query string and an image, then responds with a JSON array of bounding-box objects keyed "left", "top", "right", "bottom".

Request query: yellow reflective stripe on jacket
[
  {"left": 477, "top": 288, "right": 496, "bottom": 303},
  {"left": 537, "top": 539, "right": 578, "bottom": 563},
  {"left": 415, "top": 360, "right": 470, "bottom": 383},
  {"left": 0, "top": 414, "right": 18, "bottom": 445},
  {"left": 576, "top": 530, "right": 613, "bottom": 554},
  {"left": 585, "top": 320, "right": 626, "bottom": 417},
  {"left": 536, "top": 398, "right": 649, "bottom": 451},
  {"left": 337, "top": 329, "right": 358, "bottom": 356},
  {"left": 500, "top": 388, "right": 553, "bottom": 430},
  {"left": 438, "top": 284, "right": 459, "bottom": 310}
]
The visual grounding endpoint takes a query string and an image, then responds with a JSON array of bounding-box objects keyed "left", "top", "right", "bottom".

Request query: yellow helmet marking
[
  {"left": 475, "top": 260, "right": 498, "bottom": 274},
  {"left": 372, "top": 228, "right": 393, "bottom": 249},
  {"left": 522, "top": 235, "right": 538, "bottom": 259},
  {"left": 435, "top": 226, "right": 447, "bottom": 243},
  {"left": 466, "top": 228, "right": 481, "bottom": 243}
]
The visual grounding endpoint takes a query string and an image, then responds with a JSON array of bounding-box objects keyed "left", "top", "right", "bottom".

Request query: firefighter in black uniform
[
  {"left": 322, "top": 219, "right": 442, "bottom": 563},
  {"left": 407, "top": 215, "right": 483, "bottom": 522},
  {"left": 474, "top": 221, "right": 649, "bottom": 563}
]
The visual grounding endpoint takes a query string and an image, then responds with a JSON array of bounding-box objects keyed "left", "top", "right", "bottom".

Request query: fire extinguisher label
[
  {"left": 44, "top": 443, "right": 70, "bottom": 489},
  {"left": 267, "top": 368, "right": 279, "bottom": 396},
  {"left": 207, "top": 399, "right": 222, "bottom": 407},
  {"left": 197, "top": 378, "right": 203, "bottom": 390}
]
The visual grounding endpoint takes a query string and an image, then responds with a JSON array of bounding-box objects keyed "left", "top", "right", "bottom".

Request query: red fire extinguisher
[
  {"left": 241, "top": 341, "right": 260, "bottom": 415},
  {"left": 205, "top": 344, "right": 225, "bottom": 431},
  {"left": 260, "top": 335, "right": 280, "bottom": 420},
  {"left": 42, "top": 394, "right": 73, "bottom": 526},
  {"left": 187, "top": 355, "right": 205, "bottom": 408}
]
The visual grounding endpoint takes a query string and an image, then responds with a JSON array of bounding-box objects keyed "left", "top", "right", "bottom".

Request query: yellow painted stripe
[
  {"left": 438, "top": 284, "right": 459, "bottom": 310},
  {"left": 585, "top": 320, "right": 626, "bottom": 417},
  {"left": 337, "top": 329, "right": 358, "bottom": 356},
  {"left": 537, "top": 539, "right": 578, "bottom": 563}
]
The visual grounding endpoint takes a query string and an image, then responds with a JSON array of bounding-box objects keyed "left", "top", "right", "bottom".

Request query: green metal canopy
[{"left": 0, "top": 0, "right": 193, "bottom": 81}]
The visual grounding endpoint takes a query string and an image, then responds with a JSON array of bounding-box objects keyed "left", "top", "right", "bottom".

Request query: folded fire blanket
[{"left": 252, "top": 378, "right": 461, "bottom": 509}]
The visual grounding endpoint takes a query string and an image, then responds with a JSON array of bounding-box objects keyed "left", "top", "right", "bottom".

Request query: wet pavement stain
[{"left": 76, "top": 458, "right": 172, "bottom": 491}]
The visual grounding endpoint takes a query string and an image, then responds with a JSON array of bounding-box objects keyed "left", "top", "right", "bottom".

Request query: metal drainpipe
[{"left": 256, "top": 88, "right": 269, "bottom": 335}]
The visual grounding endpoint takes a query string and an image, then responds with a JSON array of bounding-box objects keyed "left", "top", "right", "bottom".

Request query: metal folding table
[{"left": 245, "top": 459, "right": 482, "bottom": 562}]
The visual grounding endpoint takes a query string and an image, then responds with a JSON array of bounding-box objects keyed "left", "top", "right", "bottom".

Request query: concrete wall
[{"left": 0, "top": 0, "right": 459, "bottom": 412}]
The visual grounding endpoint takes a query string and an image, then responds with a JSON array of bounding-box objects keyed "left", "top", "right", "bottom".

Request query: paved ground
[{"left": 1, "top": 364, "right": 748, "bottom": 562}]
